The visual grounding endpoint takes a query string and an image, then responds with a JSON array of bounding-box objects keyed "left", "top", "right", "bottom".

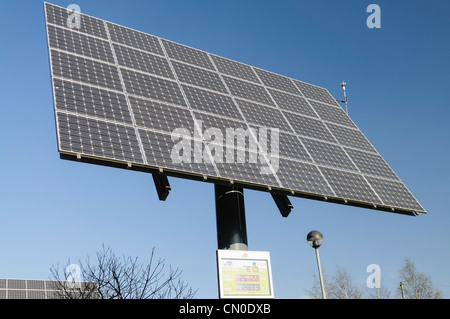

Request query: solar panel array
[
  {"left": 0, "top": 278, "right": 98, "bottom": 299},
  {"left": 44, "top": 2, "right": 425, "bottom": 215}
]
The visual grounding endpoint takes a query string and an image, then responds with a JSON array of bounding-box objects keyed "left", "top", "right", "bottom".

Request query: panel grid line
[
  {"left": 47, "top": 3, "right": 349, "bottom": 110},
  {"left": 104, "top": 21, "right": 148, "bottom": 165},
  {"left": 50, "top": 36, "right": 358, "bottom": 134},
  {"left": 46, "top": 21, "right": 109, "bottom": 46},
  {"left": 48, "top": 45, "right": 176, "bottom": 84},
  {"left": 52, "top": 67, "right": 376, "bottom": 158},
  {"left": 207, "top": 53, "right": 283, "bottom": 188},
  {"left": 44, "top": 2, "right": 425, "bottom": 214},
  {"left": 56, "top": 108, "right": 405, "bottom": 185},
  {"left": 289, "top": 78, "right": 386, "bottom": 206},
  {"left": 251, "top": 67, "right": 337, "bottom": 198},
  {"left": 158, "top": 37, "right": 221, "bottom": 177}
]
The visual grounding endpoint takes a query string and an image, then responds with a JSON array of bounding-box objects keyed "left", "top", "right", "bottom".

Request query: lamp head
[{"left": 307, "top": 230, "right": 324, "bottom": 248}]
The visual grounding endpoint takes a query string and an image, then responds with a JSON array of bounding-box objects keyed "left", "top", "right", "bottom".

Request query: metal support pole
[
  {"left": 215, "top": 184, "right": 248, "bottom": 250},
  {"left": 315, "top": 247, "right": 326, "bottom": 299}
]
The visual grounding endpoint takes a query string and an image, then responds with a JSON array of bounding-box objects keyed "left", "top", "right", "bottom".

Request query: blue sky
[{"left": 0, "top": 0, "right": 449, "bottom": 298}]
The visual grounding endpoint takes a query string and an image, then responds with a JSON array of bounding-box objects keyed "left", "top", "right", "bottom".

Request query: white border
[{"left": 216, "top": 250, "right": 274, "bottom": 299}]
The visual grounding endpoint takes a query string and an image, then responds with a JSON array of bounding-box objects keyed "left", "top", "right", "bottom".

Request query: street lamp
[{"left": 307, "top": 230, "right": 326, "bottom": 299}]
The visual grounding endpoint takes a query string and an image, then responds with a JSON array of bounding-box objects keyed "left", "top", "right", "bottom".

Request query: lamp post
[{"left": 307, "top": 230, "right": 326, "bottom": 299}]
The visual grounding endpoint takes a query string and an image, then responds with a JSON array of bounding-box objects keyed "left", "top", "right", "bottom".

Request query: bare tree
[
  {"left": 330, "top": 266, "right": 363, "bottom": 299},
  {"left": 48, "top": 264, "right": 99, "bottom": 299},
  {"left": 397, "top": 258, "right": 442, "bottom": 299},
  {"left": 305, "top": 266, "right": 363, "bottom": 299},
  {"left": 50, "top": 245, "right": 197, "bottom": 299},
  {"left": 365, "top": 280, "right": 391, "bottom": 299},
  {"left": 304, "top": 270, "right": 331, "bottom": 299}
]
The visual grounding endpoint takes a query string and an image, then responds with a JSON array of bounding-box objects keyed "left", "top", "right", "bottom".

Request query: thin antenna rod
[
  {"left": 336, "top": 81, "right": 348, "bottom": 114},
  {"left": 341, "top": 81, "right": 348, "bottom": 114}
]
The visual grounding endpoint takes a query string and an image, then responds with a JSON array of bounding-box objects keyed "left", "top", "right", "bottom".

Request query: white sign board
[{"left": 216, "top": 250, "right": 274, "bottom": 299}]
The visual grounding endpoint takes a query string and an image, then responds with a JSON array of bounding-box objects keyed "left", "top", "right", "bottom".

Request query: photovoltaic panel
[
  {"left": 47, "top": 24, "right": 114, "bottom": 64},
  {"left": 161, "top": 38, "right": 215, "bottom": 70},
  {"left": 211, "top": 55, "right": 260, "bottom": 84},
  {"left": 222, "top": 75, "right": 275, "bottom": 106},
  {"left": 138, "top": 129, "right": 217, "bottom": 177},
  {"left": 0, "top": 279, "right": 98, "bottom": 299},
  {"left": 53, "top": 78, "right": 132, "bottom": 124},
  {"left": 130, "top": 96, "right": 192, "bottom": 133},
  {"left": 235, "top": 99, "right": 292, "bottom": 132},
  {"left": 57, "top": 112, "right": 144, "bottom": 164},
  {"left": 113, "top": 44, "right": 174, "bottom": 79},
  {"left": 268, "top": 89, "right": 317, "bottom": 118},
  {"left": 182, "top": 84, "right": 243, "bottom": 120},
  {"left": 107, "top": 22, "right": 164, "bottom": 56},
  {"left": 254, "top": 68, "right": 300, "bottom": 95},
  {"left": 45, "top": 3, "right": 108, "bottom": 39},
  {"left": 302, "top": 138, "right": 357, "bottom": 171},
  {"left": 309, "top": 100, "right": 357, "bottom": 129},
  {"left": 50, "top": 50, "right": 123, "bottom": 91},
  {"left": 44, "top": 2, "right": 425, "bottom": 215}
]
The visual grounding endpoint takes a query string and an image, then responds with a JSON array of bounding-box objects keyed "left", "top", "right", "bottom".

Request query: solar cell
[
  {"left": 302, "top": 138, "right": 357, "bottom": 171},
  {"left": 182, "top": 84, "right": 243, "bottom": 120},
  {"left": 56, "top": 112, "right": 144, "bottom": 163},
  {"left": 284, "top": 112, "right": 336, "bottom": 143},
  {"left": 268, "top": 89, "right": 317, "bottom": 118},
  {"left": 319, "top": 167, "right": 381, "bottom": 204},
  {"left": 120, "top": 68, "right": 186, "bottom": 106},
  {"left": 129, "top": 97, "right": 191, "bottom": 133},
  {"left": 277, "top": 159, "right": 335, "bottom": 197},
  {"left": 222, "top": 75, "right": 275, "bottom": 107},
  {"left": 366, "top": 177, "right": 424, "bottom": 212},
  {"left": 327, "top": 123, "right": 376, "bottom": 153},
  {"left": 47, "top": 24, "right": 114, "bottom": 64},
  {"left": 45, "top": 3, "right": 107, "bottom": 39},
  {"left": 235, "top": 99, "right": 292, "bottom": 132},
  {"left": 345, "top": 148, "right": 399, "bottom": 180},
  {"left": 278, "top": 132, "right": 312, "bottom": 163},
  {"left": 309, "top": 100, "right": 357, "bottom": 129},
  {"left": 293, "top": 80, "right": 339, "bottom": 106},
  {"left": 161, "top": 39, "right": 215, "bottom": 70},
  {"left": 50, "top": 50, "right": 123, "bottom": 91},
  {"left": 172, "top": 60, "right": 228, "bottom": 94},
  {"left": 113, "top": 44, "right": 174, "bottom": 79},
  {"left": 210, "top": 55, "right": 260, "bottom": 84},
  {"left": 53, "top": 78, "right": 132, "bottom": 124},
  {"left": 254, "top": 68, "right": 300, "bottom": 95},
  {"left": 45, "top": 2, "right": 425, "bottom": 215},
  {"left": 138, "top": 129, "right": 218, "bottom": 177},
  {"left": 107, "top": 22, "right": 164, "bottom": 56}
]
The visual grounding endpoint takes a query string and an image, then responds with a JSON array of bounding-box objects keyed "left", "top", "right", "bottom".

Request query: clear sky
[{"left": 0, "top": 0, "right": 449, "bottom": 299}]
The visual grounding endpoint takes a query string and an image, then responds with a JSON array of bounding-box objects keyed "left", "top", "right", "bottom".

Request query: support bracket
[
  {"left": 152, "top": 173, "right": 171, "bottom": 201},
  {"left": 271, "top": 193, "right": 293, "bottom": 217}
]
